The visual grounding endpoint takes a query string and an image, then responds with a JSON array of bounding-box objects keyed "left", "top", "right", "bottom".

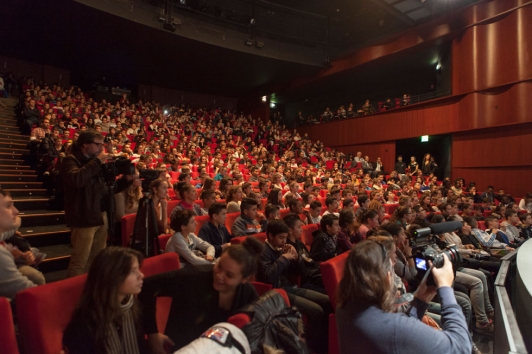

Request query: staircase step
[
  {"left": 4, "top": 189, "right": 47, "bottom": 197},
  {"left": 19, "top": 224, "right": 70, "bottom": 247},
  {"left": 0, "top": 134, "right": 29, "bottom": 142},
  {"left": 0, "top": 164, "right": 31, "bottom": 170},
  {"left": 0, "top": 158, "right": 26, "bottom": 166},
  {"left": 0, "top": 124, "right": 19, "bottom": 132},
  {"left": 0, "top": 117, "right": 16, "bottom": 125},
  {"left": 0, "top": 152, "right": 24, "bottom": 160},
  {"left": 0, "top": 147, "right": 29, "bottom": 154},
  {"left": 19, "top": 210, "right": 65, "bottom": 227},
  {"left": 0, "top": 168, "right": 36, "bottom": 175},
  {"left": 0, "top": 141, "right": 28, "bottom": 149},
  {"left": 0, "top": 174, "right": 38, "bottom": 182},
  {"left": 0, "top": 181, "right": 42, "bottom": 189},
  {"left": 38, "top": 244, "right": 72, "bottom": 273},
  {"left": 12, "top": 197, "right": 49, "bottom": 210}
]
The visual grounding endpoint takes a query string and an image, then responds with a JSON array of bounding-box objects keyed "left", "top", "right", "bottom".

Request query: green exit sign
[{"left": 421, "top": 135, "right": 429, "bottom": 142}]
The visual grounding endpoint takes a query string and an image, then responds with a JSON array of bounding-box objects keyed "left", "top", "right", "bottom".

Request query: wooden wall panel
[
  {"left": 0, "top": 56, "right": 70, "bottom": 86},
  {"left": 452, "top": 5, "right": 532, "bottom": 94},
  {"left": 452, "top": 124, "right": 532, "bottom": 197}
]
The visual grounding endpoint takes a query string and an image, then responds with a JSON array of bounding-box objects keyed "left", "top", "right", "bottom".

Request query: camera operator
[
  {"left": 61, "top": 131, "right": 131, "bottom": 278},
  {"left": 336, "top": 241, "right": 471, "bottom": 354}
]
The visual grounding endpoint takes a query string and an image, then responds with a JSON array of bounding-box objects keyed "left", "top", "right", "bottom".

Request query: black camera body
[
  {"left": 139, "top": 169, "right": 160, "bottom": 193},
  {"left": 101, "top": 157, "right": 136, "bottom": 185},
  {"left": 411, "top": 226, "right": 462, "bottom": 286}
]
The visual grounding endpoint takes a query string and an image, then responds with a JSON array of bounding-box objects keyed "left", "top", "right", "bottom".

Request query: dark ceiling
[
  {"left": 1, "top": 0, "right": 477, "bottom": 99},
  {"left": 0, "top": 0, "right": 321, "bottom": 97}
]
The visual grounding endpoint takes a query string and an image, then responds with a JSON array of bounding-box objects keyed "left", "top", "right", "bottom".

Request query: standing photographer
[
  {"left": 61, "top": 131, "right": 129, "bottom": 278},
  {"left": 336, "top": 241, "right": 471, "bottom": 354}
]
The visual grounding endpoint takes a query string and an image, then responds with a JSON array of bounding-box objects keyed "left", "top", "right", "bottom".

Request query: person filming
[
  {"left": 61, "top": 130, "right": 131, "bottom": 278},
  {"left": 336, "top": 241, "right": 471, "bottom": 354}
]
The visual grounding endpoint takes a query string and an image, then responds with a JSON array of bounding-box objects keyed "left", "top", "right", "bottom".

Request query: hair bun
[{"left": 241, "top": 237, "right": 264, "bottom": 257}]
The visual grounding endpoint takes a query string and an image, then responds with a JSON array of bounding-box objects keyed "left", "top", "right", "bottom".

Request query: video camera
[
  {"left": 410, "top": 221, "right": 463, "bottom": 286},
  {"left": 101, "top": 156, "right": 136, "bottom": 186},
  {"left": 138, "top": 169, "right": 160, "bottom": 194}
]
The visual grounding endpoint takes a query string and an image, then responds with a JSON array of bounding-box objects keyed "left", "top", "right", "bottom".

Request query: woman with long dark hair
[
  {"left": 63, "top": 247, "right": 145, "bottom": 354},
  {"left": 336, "top": 241, "right": 471, "bottom": 354},
  {"left": 267, "top": 188, "right": 285, "bottom": 209}
]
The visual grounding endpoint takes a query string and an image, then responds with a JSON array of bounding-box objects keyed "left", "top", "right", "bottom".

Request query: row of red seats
[{"left": 2, "top": 252, "right": 290, "bottom": 354}]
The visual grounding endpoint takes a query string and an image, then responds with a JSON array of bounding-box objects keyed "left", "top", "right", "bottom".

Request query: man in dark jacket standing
[{"left": 61, "top": 131, "right": 115, "bottom": 277}]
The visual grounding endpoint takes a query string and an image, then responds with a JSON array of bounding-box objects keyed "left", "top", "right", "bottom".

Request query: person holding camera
[
  {"left": 61, "top": 131, "right": 130, "bottom": 278},
  {"left": 336, "top": 241, "right": 471, "bottom": 354}
]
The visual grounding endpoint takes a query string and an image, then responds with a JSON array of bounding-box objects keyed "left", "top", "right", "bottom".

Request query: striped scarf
[{"left": 107, "top": 295, "right": 140, "bottom": 354}]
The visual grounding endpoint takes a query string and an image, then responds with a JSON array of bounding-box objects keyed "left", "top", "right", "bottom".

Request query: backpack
[{"left": 240, "top": 290, "right": 310, "bottom": 354}]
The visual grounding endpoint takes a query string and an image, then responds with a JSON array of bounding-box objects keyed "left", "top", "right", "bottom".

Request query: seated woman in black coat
[
  {"left": 63, "top": 247, "right": 146, "bottom": 354},
  {"left": 139, "top": 237, "right": 263, "bottom": 353}
]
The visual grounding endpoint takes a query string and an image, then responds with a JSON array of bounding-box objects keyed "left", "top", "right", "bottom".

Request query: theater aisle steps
[{"left": 0, "top": 97, "right": 71, "bottom": 278}]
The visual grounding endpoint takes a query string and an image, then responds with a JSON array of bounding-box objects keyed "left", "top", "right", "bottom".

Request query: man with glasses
[{"left": 61, "top": 131, "right": 118, "bottom": 277}]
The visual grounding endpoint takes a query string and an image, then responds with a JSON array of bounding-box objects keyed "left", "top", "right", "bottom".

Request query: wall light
[{"left": 262, "top": 96, "right": 267, "bottom": 102}]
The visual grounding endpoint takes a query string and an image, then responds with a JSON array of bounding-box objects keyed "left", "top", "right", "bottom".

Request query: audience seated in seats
[
  {"left": 171, "top": 183, "right": 205, "bottom": 217},
  {"left": 231, "top": 198, "right": 266, "bottom": 237},
  {"left": 310, "top": 214, "right": 340, "bottom": 262},
  {"left": 139, "top": 238, "right": 263, "bottom": 352},
  {"left": 357, "top": 209, "right": 380, "bottom": 240},
  {"left": 199, "top": 189, "right": 217, "bottom": 215},
  {"left": 257, "top": 220, "right": 332, "bottom": 354},
  {"left": 283, "top": 213, "right": 326, "bottom": 294},
  {"left": 198, "top": 202, "right": 233, "bottom": 258},
  {"left": 167, "top": 209, "right": 215, "bottom": 268},
  {"left": 114, "top": 172, "right": 142, "bottom": 233},
  {"left": 15, "top": 76, "right": 529, "bottom": 354},
  {"left": 226, "top": 185, "right": 244, "bottom": 214},
  {"left": 322, "top": 197, "right": 340, "bottom": 217},
  {"left": 63, "top": 247, "right": 145, "bottom": 354},
  {"left": 336, "top": 210, "right": 357, "bottom": 254},
  {"left": 148, "top": 179, "right": 169, "bottom": 235}
]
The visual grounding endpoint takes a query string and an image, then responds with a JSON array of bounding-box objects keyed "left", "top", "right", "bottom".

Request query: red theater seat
[
  {"left": 231, "top": 233, "right": 267, "bottom": 245},
  {"left": 301, "top": 223, "right": 318, "bottom": 251},
  {"left": 225, "top": 212, "right": 241, "bottom": 232},
  {"left": 0, "top": 297, "right": 19, "bottom": 354},
  {"left": 121, "top": 213, "right": 137, "bottom": 247},
  {"left": 320, "top": 252, "right": 350, "bottom": 354},
  {"left": 16, "top": 253, "right": 180, "bottom": 354},
  {"left": 195, "top": 214, "right": 210, "bottom": 235}
]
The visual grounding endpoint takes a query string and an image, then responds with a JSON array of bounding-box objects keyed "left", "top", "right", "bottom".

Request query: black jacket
[
  {"left": 61, "top": 150, "right": 108, "bottom": 228},
  {"left": 310, "top": 230, "right": 337, "bottom": 262},
  {"left": 257, "top": 242, "right": 301, "bottom": 289},
  {"left": 198, "top": 221, "right": 232, "bottom": 258}
]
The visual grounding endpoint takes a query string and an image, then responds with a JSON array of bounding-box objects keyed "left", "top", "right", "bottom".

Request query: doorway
[{"left": 395, "top": 133, "right": 451, "bottom": 180}]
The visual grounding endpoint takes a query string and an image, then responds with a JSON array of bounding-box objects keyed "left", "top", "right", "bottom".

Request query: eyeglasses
[{"left": 90, "top": 142, "right": 105, "bottom": 148}]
